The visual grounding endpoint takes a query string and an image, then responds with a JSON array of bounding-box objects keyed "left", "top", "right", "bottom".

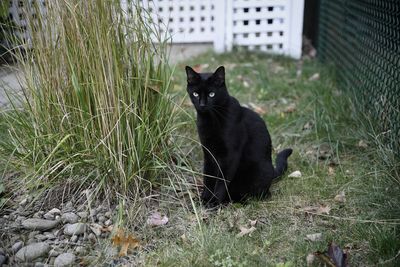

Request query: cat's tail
[{"left": 274, "top": 148, "right": 293, "bottom": 178}]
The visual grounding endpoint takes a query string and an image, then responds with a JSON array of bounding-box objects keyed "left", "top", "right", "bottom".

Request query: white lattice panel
[
  {"left": 229, "top": 0, "right": 289, "bottom": 53},
  {"left": 8, "top": 0, "right": 47, "bottom": 46},
  {"left": 136, "top": 0, "right": 218, "bottom": 43}
]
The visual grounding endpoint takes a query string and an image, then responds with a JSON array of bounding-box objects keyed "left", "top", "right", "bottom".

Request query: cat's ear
[
  {"left": 185, "top": 66, "right": 200, "bottom": 84},
  {"left": 212, "top": 66, "right": 225, "bottom": 85}
]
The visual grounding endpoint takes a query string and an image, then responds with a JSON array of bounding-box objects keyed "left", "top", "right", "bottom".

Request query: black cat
[{"left": 185, "top": 65, "right": 293, "bottom": 207}]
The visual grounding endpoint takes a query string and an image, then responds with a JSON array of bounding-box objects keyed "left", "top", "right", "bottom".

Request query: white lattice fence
[{"left": 9, "top": 0, "right": 304, "bottom": 59}]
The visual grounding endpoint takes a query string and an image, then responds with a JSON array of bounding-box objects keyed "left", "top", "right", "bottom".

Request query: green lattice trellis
[{"left": 318, "top": 0, "right": 400, "bottom": 154}]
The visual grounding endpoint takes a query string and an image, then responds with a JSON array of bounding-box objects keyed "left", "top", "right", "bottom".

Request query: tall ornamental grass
[{"left": 1, "top": 0, "right": 177, "bottom": 197}]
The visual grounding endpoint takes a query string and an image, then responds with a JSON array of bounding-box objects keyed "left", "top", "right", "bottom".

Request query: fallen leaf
[
  {"left": 303, "top": 121, "right": 314, "bottom": 130},
  {"left": 236, "top": 226, "right": 256, "bottom": 237},
  {"left": 288, "top": 170, "right": 302, "bottom": 178},
  {"left": 301, "top": 205, "right": 331, "bottom": 215},
  {"left": 284, "top": 103, "right": 296, "bottom": 113},
  {"left": 357, "top": 140, "right": 368, "bottom": 148},
  {"left": 111, "top": 228, "right": 140, "bottom": 257},
  {"left": 248, "top": 102, "right": 266, "bottom": 115},
  {"left": 180, "top": 233, "right": 187, "bottom": 243},
  {"left": 309, "top": 73, "right": 320, "bottom": 81},
  {"left": 243, "top": 80, "right": 250, "bottom": 88},
  {"left": 147, "top": 211, "right": 169, "bottom": 226},
  {"left": 249, "top": 219, "right": 257, "bottom": 227},
  {"left": 317, "top": 205, "right": 331, "bottom": 215},
  {"left": 334, "top": 191, "right": 346, "bottom": 203},
  {"left": 306, "top": 233, "right": 322, "bottom": 242}
]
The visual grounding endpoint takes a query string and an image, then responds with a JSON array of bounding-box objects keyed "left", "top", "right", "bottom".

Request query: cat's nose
[{"left": 199, "top": 99, "right": 206, "bottom": 107}]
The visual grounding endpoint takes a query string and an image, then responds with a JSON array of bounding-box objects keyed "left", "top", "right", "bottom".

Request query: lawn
[
  {"left": 131, "top": 51, "right": 399, "bottom": 266},
  {"left": 1, "top": 51, "right": 399, "bottom": 266}
]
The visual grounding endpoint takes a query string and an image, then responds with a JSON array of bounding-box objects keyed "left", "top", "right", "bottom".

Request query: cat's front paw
[{"left": 200, "top": 189, "right": 213, "bottom": 204}]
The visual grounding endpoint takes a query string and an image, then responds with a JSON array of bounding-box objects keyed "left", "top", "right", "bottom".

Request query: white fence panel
[{"left": 9, "top": 0, "right": 304, "bottom": 59}]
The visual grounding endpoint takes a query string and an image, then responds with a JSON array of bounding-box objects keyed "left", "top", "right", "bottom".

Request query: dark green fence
[{"left": 318, "top": 0, "right": 400, "bottom": 154}]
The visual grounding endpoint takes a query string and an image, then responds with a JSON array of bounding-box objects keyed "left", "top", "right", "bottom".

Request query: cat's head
[{"left": 185, "top": 66, "right": 229, "bottom": 112}]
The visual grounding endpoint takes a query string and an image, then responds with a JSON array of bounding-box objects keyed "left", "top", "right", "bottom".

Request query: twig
[{"left": 378, "top": 250, "right": 400, "bottom": 265}]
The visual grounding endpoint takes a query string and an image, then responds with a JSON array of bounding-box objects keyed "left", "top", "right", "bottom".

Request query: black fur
[{"left": 186, "top": 66, "right": 293, "bottom": 207}]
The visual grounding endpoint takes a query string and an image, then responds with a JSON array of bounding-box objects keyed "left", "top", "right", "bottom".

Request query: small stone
[
  {"left": 44, "top": 208, "right": 61, "bottom": 220},
  {"left": 44, "top": 232, "right": 56, "bottom": 240},
  {"left": 12, "top": 241, "right": 24, "bottom": 253},
  {"left": 27, "top": 238, "right": 36, "bottom": 245},
  {"left": 64, "top": 201, "right": 74, "bottom": 211},
  {"left": 74, "top": 246, "right": 86, "bottom": 256},
  {"left": 89, "top": 209, "right": 97, "bottom": 218},
  {"left": 54, "top": 253, "right": 76, "bottom": 267},
  {"left": 35, "top": 234, "right": 48, "bottom": 241},
  {"left": 49, "top": 249, "right": 61, "bottom": 257},
  {"left": 70, "top": 235, "right": 78, "bottom": 243},
  {"left": 19, "top": 198, "right": 28, "bottom": 206},
  {"left": 105, "top": 246, "right": 118, "bottom": 257},
  {"left": 88, "top": 233, "right": 96, "bottom": 242},
  {"left": 55, "top": 215, "right": 61, "bottom": 220},
  {"left": 97, "top": 215, "right": 106, "bottom": 223},
  {"left": 77, "top": 212, "right": 88, "bottom": 219},
  {"left": 0, "top": 254, "right": 6, "bottom": 266},
  {"left": 89, "top": 223, "right": 102, "bottom": 236},
  {"left": 64, "top": 223, "right": 86, "bottom": 236},
  {"left": 22, "top": 219, "right": 59, "bottom": 231},
  {"left": 29, "top": 231, "right": 40, "bottom": 239},
  {"left": 15, "top": 242, "right": 50, "bottom": 262},
  {"left": 50, "top": 257, "right": 56, "bottom": 265},
  {"left": 61, "top": 213, "right": 79, "bottom": 224},
  {"left": 104, "top": 219, "right": 112, "bottom": 226},
  {"left": 34, "top": 262, "right": 45, "bottom": 267},
  {"left": 104, "top": 211, "right": 112, "bottom": 218}
]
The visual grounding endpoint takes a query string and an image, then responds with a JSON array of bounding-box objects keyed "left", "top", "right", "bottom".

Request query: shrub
[{"left": 0, "top": 0, "right": 177, "bottom": 199}]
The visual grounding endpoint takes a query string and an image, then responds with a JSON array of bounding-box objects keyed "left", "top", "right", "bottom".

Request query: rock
[
  {"left": 74, "top": 246, "right": 86, "bottom": 256},
  {"left": 44, "top": 232, "right": 56, "bottom": 240},
  {"left": 106, "top": 246, "right": 118, "bottom": 257},
  {"left": 70, "top": 235, "right": 78, "bottom": 243},
  {"left": 104, "top": 219, "right": 112, "bottom": 226},
  {"left": 104, "top": 211, "right": 112, "bottom": 218},
  {"left": 64, "top": 223, "right": 86, "bottom": 236},
  {"left": 64, "top": 201, "right": 74, "bottom": 211},
  {"left": 0, "top": 254, "right": 6, "bottom": 266},
  {"left": 89, "top": 223, "right": 102, "bottom": 237},
  {"left": 29, "top": 231, "right": 40, "bottom": 239},
  {"left": 61, "top": 213, "right": 79, "bottom": 224},
  {"left": 54, "top": 253, "right": 76, "bottom": 267},
  {"left": 77, "top": 212, "right": 88, "bottom": 219},
  {"left": 88, "top": 233, "right": 96, "bottom": 242},
  {"left": 22, "top": 219, "right": 59, "bottom": 231},
  {"left": 19, "top": 198, "right": 28, "bottom": 206},
  {"left": 44, "top": 208, "right": 61, "bottom": 220},
  {"left": 49, "top": 249, "right": 61, "bottom": 257},
  {"left": 34, "top": 262, "right": 45, "bottom": 267},
  {"left": 288, "top": 170, "right": 302, "bottom": 178},
  {"left": 97, "top": 215, "right": 106, "bottom": 223},
  {"left": 35, "top": 234, "right": 48, "bottom": 241},
  {"left": 15, "top": 242, "right": 50, "bottom": 262},
  {"left": 12, "top": 241, "right": 24, "bottom": 253},
  {"left": 89, "top": 209, "right": 97, "bottom": 218}
]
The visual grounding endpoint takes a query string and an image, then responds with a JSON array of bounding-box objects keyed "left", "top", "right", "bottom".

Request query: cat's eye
[
  {"left": 193, "top": 92, "right": 199, "bottom": 97},
  {"left": 208, "top": 92, "right": 215, "bottom": 98}
]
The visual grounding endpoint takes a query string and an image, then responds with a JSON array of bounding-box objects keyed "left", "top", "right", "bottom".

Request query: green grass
[
  {"left": 129, "top": 51, "right": 399, "bottom": 266},
  {"left": 0, "top": 1, "right": 179, "bottom": 203},
  {"left": 0, "top": 3, "right": 398, "bottom": 265}
]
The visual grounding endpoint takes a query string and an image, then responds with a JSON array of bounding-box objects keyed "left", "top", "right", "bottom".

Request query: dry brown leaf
[
  {"left": 302, "top": 205, "right": 331, "bottom": 215},
  {"left": 147, "top": 211, "right": 169, "bottom": 226},
  {"left": 334, "top": 191, "right": 346, "bottom": 203},
  {"left": 248, "top": 102, "right": 266, "bottom": 115},
  {"left": 284, "top": 103, "right": 296, "bottom": 113},
  {"left": 111, "top": 228, "right": 140, "bottom": 257},
  {"left": 236, "top": 226, "right": 256, "bottom": 237}
]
